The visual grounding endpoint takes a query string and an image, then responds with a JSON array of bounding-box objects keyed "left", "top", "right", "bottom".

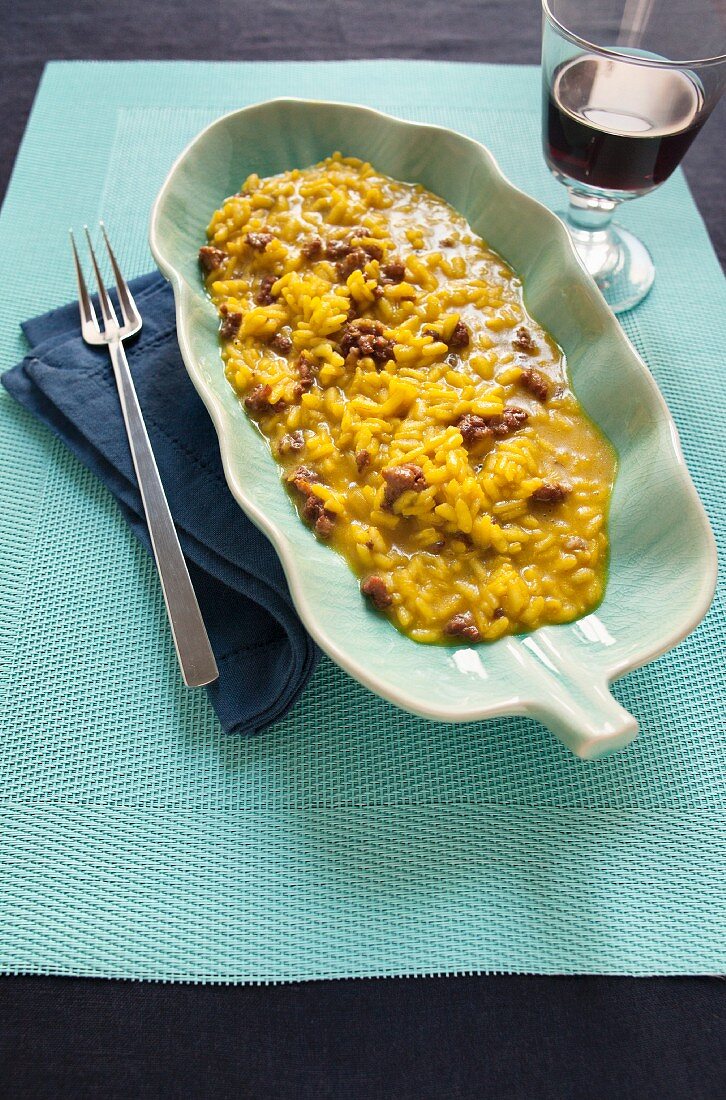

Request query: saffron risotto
[{"left": 201, "top": 154, "right": 615, "bottom": 644}]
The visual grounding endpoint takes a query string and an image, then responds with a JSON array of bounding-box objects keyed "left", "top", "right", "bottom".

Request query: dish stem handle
[{"left": 513, "top": 632, "right": 639, "bottom": 758}]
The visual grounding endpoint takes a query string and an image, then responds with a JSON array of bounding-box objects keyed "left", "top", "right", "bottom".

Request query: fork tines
[{"left": 70, "top": 223, "right": 141, "bottom": 344}]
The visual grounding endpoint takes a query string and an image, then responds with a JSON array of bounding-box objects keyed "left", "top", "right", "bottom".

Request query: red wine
[{"left": 545, "top": 55, "right": 706, "bottom": 194}]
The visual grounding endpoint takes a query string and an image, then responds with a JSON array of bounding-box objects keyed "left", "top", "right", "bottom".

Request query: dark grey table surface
[{"left": 1, "top": 2, "right": 724, "bottom": 1097}]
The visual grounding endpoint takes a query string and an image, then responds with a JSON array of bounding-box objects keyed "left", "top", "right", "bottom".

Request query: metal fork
[{"left": 71, "top": 223, "right": 219, "bottom": 688}]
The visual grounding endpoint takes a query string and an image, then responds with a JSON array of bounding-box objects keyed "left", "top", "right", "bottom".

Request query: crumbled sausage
[
  {"left": 199, "top": 245, "right": 227, "bottom": 273},
  {"left": 380, "top": 260, "right": 406, "bottom": 284},
  {"left": 312, "top": 511, "right": 335, "bottom": 539},
  {"left": 519, "top": 366, "right": 550, "bottom": 402},
  {"left": 457, "top": 414, "right": 491, "bottom": 447},
  {"left": 336, "top": 248, "right": 368, "bottom": 281},
  {"left": 440, "top": 237, "right": 455, "bottom": 248},
  {"left": 245, "top": 383, "right": 282, "bottom": 415},
  {"left": 382, "top": 463, "right": 427, "bottom": 510},
  {"left": 255, "top": 274, "right": 277, "bottom": 305},
  {"left": 287, "top": 466, "right": 335, "bottom": 538},
  {"left": 512, "top": 325, "right": 537, "bottom": 353},
  {"left": 355, "top": 450, "right": 371, "bottom": 473},
  {"left": 339, "top": 319, "right": 395, "bottom": 365},
  {"left": 326, "top": 239, "right": 351, "bottom": 260},
  {"left": 293, "top": 352, "right": 317, "bottom": 399},
  {"left": 361, "top": 576, "right": 392, "bottom": 609},
  {"left": 457, "top": 407, "right": 528, "bottom": 446},
  {"left": 277, "top": 430, "right": 305, "bottom": 456},
  {"left": 531, "top": 482, "right": 569, "bottom": 503},
  {"left": 448, "top": 321, "right": 470, "bottom": 349},
  {"left": 219, "top": 309, "right": 242, "bottom": 340},
  {"left": 425, "top": 321, "right": 470, "bottom": 349},
  {"left": 444, "top": 611, "right": 480, "bottom": 642},
  {"left": 287, "top": 465, "right": 320, "bottom": 492},
  {"left": 301, "top": 493, "right": 335, "bottom": 539},
  {"left": 246, "top": 231, "right": 274, "bottom": 251},
  {"left": 301, "top": 236, "right": 324, "bottom": 260},
  {"left": 346, "top": 230, "right": 382, "bottom": 261},
  {"left": 363, "top": 241, "right": 383, "bottom": 260},
  {"left": 499, "top": 406, "right": 530, "bottom": 434},
  {"left": 492, "top": 607, "right": 505, "bottom": 620},
  {"left": 270, "top": 331, "right": 293, "bottom": 354}
]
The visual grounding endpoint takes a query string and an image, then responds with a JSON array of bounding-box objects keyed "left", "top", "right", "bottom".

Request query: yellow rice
[{"left": 201, "top": 154, "right": 615, "bottom": 644}]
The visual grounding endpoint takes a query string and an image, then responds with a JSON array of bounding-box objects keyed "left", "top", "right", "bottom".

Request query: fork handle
[{"left": 108, "top": 338, "right": 219, "bottom": 687}]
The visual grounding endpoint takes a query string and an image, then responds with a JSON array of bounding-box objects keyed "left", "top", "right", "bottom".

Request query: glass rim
[{"left": 541, "top": 0, "right": 726, "bottom": 69}]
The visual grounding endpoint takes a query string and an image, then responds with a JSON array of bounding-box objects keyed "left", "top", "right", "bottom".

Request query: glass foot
[{"left": 559, "top": 216, "right": 655, "bottom": 314}]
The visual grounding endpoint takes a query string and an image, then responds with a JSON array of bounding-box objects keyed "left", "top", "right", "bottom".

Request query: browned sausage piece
[
  {"left": 277, "top": 430, "right": 305, "bottom": 456},
  {"left": 326, "top": 239, "right": 351, "bottom": 260},
  {"left": 380, "top": 260, "right": 406, "bottom": 284},
  {"left": 448, "top": 320, "right": 471, "bottom": 349},
  {"left": 355, "top": 450, "right": 371, "bottom": 473},
  {"left": 457, "top": 407, "right": 529, "bottom": 447},
  {"left": 313, "top": 511, "right": 335, "bottom": 539},
  {"left": 457, "top": 413, "right": 493, "bottom": 446},
  {"left": 361, "top": 241, "right": 383, "bottom": 260},
  {"left": 293, "top": 352, "right": 317, "bottom": 399},
  {"left": 382, "top": 463, "right": 427, "bottom": 510},
  {"left": 444, "top": 611, "right": 481, "bottom": 642},
  {"left": 530, "top": 482, "right": 569, "bottom": 503},
  {"left": 301, "top": 236, "right": 324, "bottom": 260},
  {"left": 287, "top": 466, "right": 335, "bottom": 539},
  {"left": 246, "top": 231, "right": 274, "bottom": 251},
  {"left": 244, "top": 383, "right": 281, "bottom": 414},
  {"left": 287, "top": 465, "right": 320, "bottom": 492},
  {"left": 512, "top": 325, "right": 537, "bottom": 353},
  {"left": 498, "top": 407, "right": 529, "bottom": 434},
  {"left": 301, "top": 493, "right": 335, "bottom": 538},
  {"left": 199, "top": 245, "right": 227, "bottom": 273},
  {"left": 219, "top": 310, "right": 242, "bottom": 340},
  {"left": 424, "top": 321, "right": 470, "bottom": 350},
  {"left": 519, "top": 366, "right": 550, "bottom": 402},
  {"left": 255, "top": 274, "right": 277, "bottom": 305},
  {"left": 361, "top": 576, "right": 392, "bottom": 609},
  {"left": 339, "top": 319, "right": 395, "bottom": 365},
  {"left": 270, "top": 331, "right": 293, "bottom": 354},
  {"left": 336, "top": 248, "right": 368, "bottom": 281}
]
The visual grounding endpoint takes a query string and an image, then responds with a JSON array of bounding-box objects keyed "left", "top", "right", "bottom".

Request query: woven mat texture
[{"left": 0, "top": 61, "right": 724, "bottom": 981}]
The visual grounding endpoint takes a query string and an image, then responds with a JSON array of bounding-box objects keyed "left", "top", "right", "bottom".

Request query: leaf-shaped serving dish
[{"left": 150, "top": 99, "right": 716, "bottom": 758}]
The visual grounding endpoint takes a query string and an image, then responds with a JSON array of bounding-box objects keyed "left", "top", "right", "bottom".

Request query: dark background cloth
[
  {"left": 2, "top": 0, "right": 724, "bottom": 266},
  {"left": 1, "top": 1, "right": 724, "bottom": 1096},
  {"left": 2, "top": 975, "right": 725, "bottom": 1099}
]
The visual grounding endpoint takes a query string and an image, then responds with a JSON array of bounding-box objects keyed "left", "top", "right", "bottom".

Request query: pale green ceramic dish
[{"left": 149, "top": 99, "right": 716, "bottom": 758}]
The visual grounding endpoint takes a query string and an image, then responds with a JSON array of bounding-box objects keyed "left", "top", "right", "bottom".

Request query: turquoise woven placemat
[{"left": 1, "top": 61, "right": 724, "bottom": 981}]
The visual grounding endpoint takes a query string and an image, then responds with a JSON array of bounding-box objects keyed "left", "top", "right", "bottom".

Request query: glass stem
[{"left": 564, "top": 189, "right": 622, "bottom": 280}]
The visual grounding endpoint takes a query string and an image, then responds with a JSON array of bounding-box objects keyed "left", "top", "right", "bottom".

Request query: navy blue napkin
[{"left": 2, "top": 272, "right": 318, "bottom": 734}]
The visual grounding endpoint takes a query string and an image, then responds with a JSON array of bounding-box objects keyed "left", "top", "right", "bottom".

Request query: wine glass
[{"left": 541, "top": 0, "right": 726, "bottom": 313}]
